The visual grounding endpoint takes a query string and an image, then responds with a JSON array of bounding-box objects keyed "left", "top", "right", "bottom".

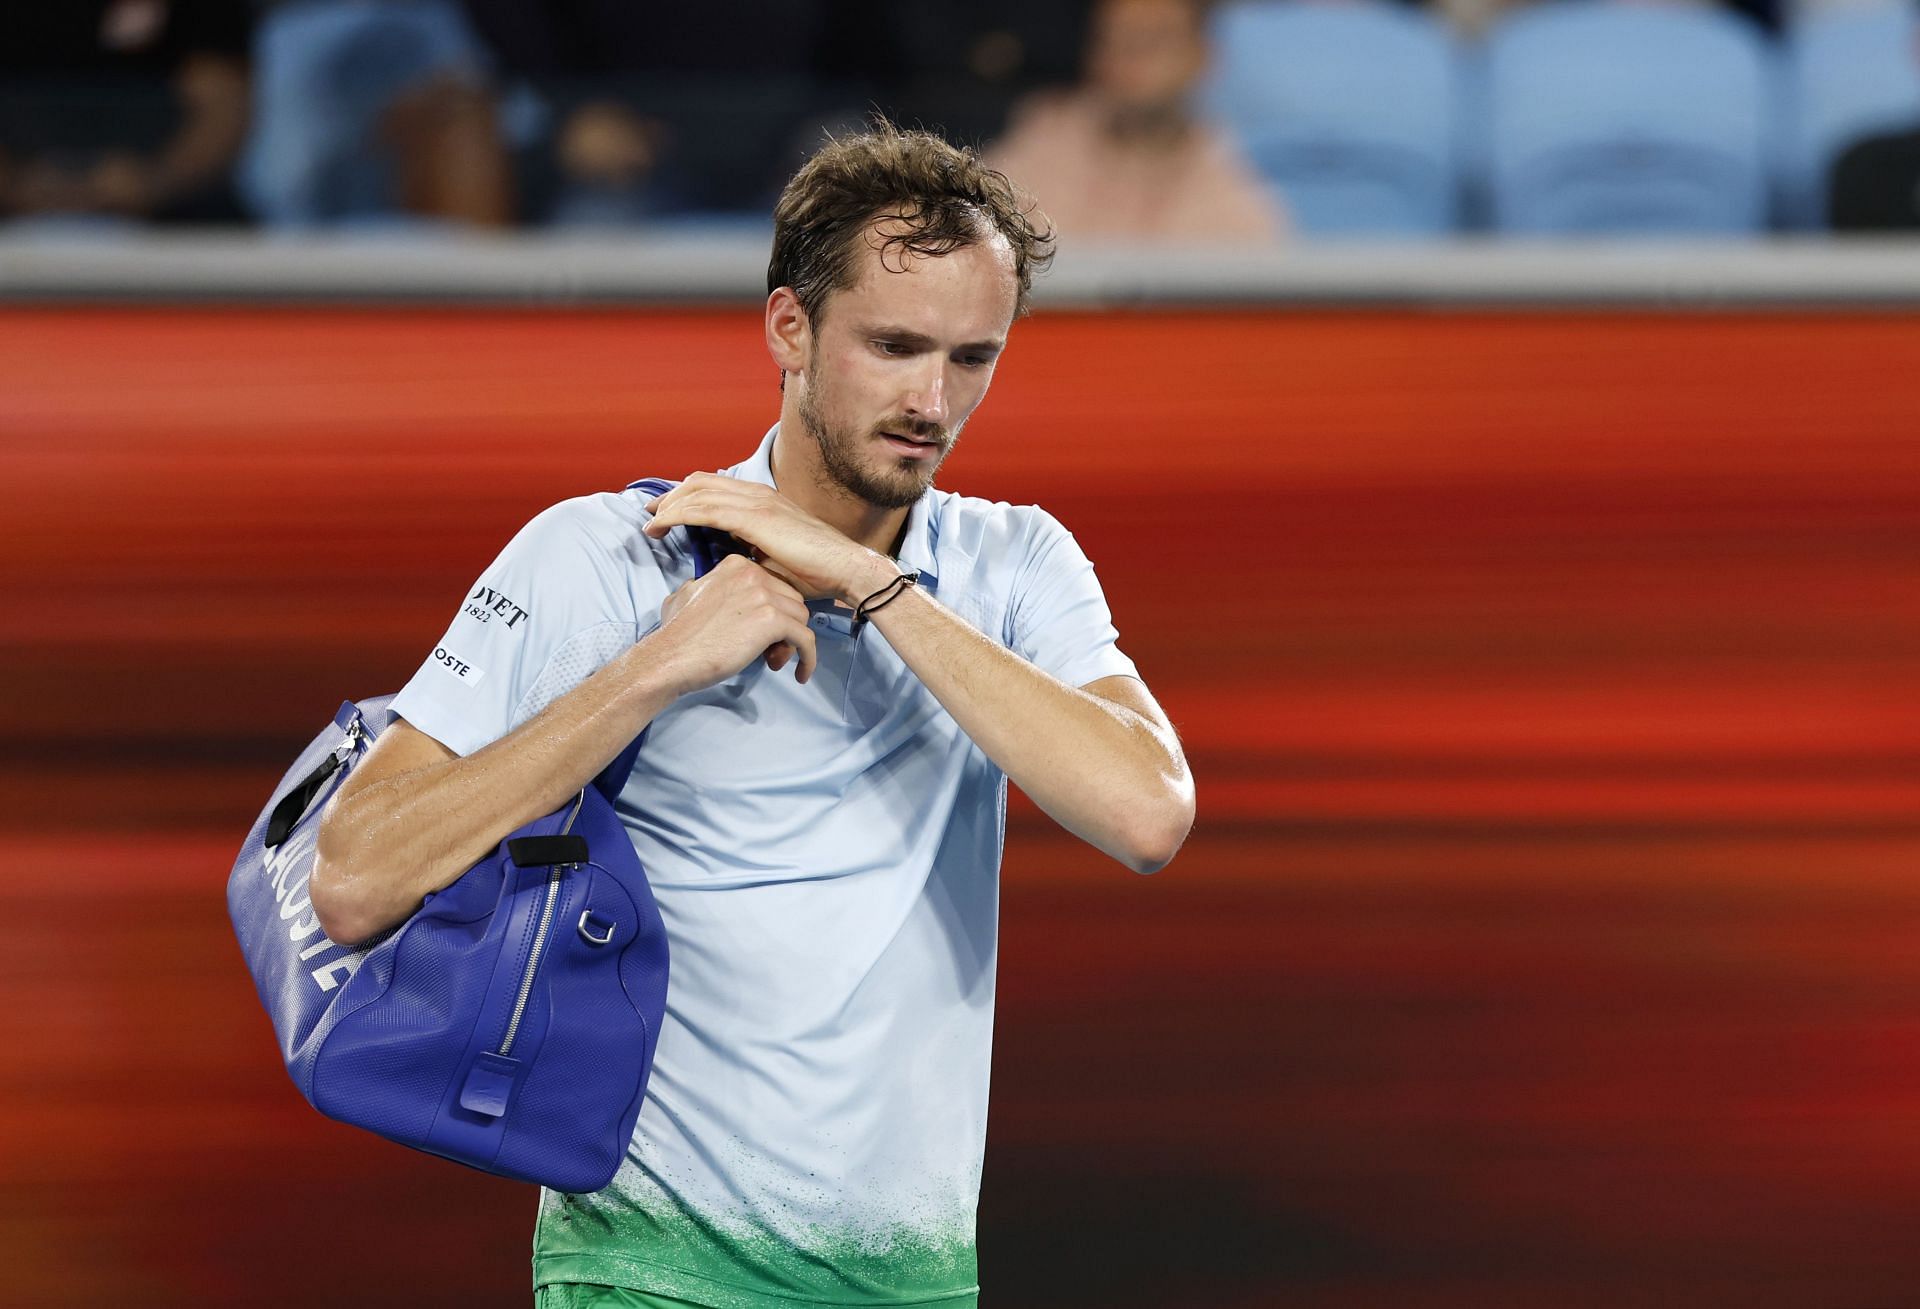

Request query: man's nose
[{"left": 903, "top": 361, "right": 949, "bottom": 429}]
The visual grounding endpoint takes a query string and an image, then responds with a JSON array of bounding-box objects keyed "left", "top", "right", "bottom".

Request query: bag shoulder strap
[{"left": 625, "top": 476, "right": 748, "bottom": 579}]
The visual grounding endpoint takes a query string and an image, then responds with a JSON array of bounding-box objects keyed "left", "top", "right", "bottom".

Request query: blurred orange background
[{"left": 2, "top": 306, "right": 1917, "bottom": 1307}]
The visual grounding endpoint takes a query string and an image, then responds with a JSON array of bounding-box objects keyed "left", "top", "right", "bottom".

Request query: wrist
[
  {"left": 628, "top": 622, "right": 702, "bottom": 701},
  {"left": 852, "top": 568, "right": 921, "bottom": 626},
  {"left": 839, "top": 550, "right": 903, "bottom": 608}
]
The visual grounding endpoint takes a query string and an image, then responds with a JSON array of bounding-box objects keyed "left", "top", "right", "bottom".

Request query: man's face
[
  {"left": 1088, "top": 0, "right": 1207, "bottom": 115},
  {"left": 793, "top": 220, "right": 1019, "bottom": 510}
]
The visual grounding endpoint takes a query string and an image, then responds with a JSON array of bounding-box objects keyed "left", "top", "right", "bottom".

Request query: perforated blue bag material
[
  {"left": 227, "top": 696, "right": 670, "bottom": 1193},
  {"left": 227, "top": 477, "right": 699, "bottom": 1193}
]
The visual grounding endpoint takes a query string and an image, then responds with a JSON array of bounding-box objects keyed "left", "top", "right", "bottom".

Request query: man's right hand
[
  {"left": 313, "top": 551, "right": 816, "bottom": 946},
  {"left": 651, "top": 553, "right": 819, "bottom": 693}
]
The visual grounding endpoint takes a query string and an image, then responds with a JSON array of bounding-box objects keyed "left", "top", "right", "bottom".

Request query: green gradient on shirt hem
[{"left": 534, "top": 1188, "right": 978, "bottom": 1309}]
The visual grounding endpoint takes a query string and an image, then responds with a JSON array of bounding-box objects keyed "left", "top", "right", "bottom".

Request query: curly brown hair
[{"left": 768, "top": 119, "right": 1054, "bottom": 326}]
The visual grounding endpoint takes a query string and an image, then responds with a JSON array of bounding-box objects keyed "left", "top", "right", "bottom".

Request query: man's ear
[{"left": 765, "top": 287, "right": 810, "bottom": 377}]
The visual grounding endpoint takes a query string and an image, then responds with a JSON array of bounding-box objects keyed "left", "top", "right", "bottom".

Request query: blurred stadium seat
[
  {"left": 1782, "top": 1, "right": 1920, "bottom": 227},
  {"left": 1204, "top": 0, "right": 1461, "bottom": 238},
  {"left": 15, "top": 0, "right": 1920, "bottom": 238},
  {"left": 1482, "top": 1, "right": 1776, "bottom": 235}
]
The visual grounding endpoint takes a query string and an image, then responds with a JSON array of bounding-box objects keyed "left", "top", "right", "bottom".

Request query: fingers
[
  {"left": 763, "top": 624, "right": 817, "bottom": 684},
  {"left": 789, "top": 625, "right": 818, "bottom": 685},
  {"left": 752, "top": 573, "right": 817, "bottom": 685},
  {"left": 723, "top": 560, "right": 809, "bottom": 626},
  {"left": 643, "top": 484, "right": 850, "bottom": 605},
  {"left": 688, "top": 555, "right": 817, "bottom": 683},
  {"left": 755, "top": 556, "right": 807, "bottom": 595},
  {"left": 770, "top": 589, "right": 818, "bottom": 685},
  {"left": 643, "top": 474, "right": 714, "bottom": 518},
  {"left": 730, "top": 553, "right": 807, "bottom": 606},
  {"left": 743, "top": 567, "right": 815, "bottom": 683},
  {"left": 643, "top": 475, "right": 769, "bottom": 539}
]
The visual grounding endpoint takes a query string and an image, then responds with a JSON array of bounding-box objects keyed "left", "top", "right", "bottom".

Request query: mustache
[{"left": 878, "top": 416, "right": 948, "bottom": 444}]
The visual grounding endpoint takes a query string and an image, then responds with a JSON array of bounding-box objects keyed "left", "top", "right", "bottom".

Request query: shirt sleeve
[
  {"left": 1004, "top": 507, "right": 1139, "bottom": 690},
  {"left": 388, "top": 495, "right": 673, "bottom": 757}
]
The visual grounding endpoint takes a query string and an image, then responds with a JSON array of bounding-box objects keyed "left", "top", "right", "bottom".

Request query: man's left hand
[{"left": 643, "top": 474, "right": 892, "bottom": 607}]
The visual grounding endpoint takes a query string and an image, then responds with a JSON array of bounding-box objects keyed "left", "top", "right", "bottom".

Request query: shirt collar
[{"left": 727, "top": 423, "right": 940, "bottom": 587}]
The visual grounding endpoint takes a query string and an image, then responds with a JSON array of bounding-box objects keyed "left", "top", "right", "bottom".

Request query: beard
[{"left": 796, "top": 360, "right": 954, "bottom": 511}]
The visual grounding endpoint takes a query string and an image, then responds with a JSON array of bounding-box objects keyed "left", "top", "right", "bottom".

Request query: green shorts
[{"left": 537, "top": 1284, "right": 715, "bottom": 1309}]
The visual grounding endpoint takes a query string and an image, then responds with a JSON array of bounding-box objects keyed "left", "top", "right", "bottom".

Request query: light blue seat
[
  {"left": 1204, "top": 0, "right": 1461, "bottom": 238},
  {"left": 239, "top": 0, "right": 492, "bottom": 227},
  {"left": 1482, "top": 1, "right": 1776, "bottom": 235},
  {"left": 1783, "top": 2, "right": 1920, "bottom": 227}
]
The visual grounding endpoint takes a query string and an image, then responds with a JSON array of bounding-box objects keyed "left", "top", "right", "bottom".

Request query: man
[
  {"left": 987, "top": 0, "right": 1285, "bottom": 244},
  {"left": 311, "top": 121, "right": 1195, "bottom": 1308},
  {"left": 0, "top": 0, "right": 251, "bottom": 223}
]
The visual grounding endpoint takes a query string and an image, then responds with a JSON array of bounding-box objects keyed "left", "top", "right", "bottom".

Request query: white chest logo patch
[{"left": 432, "top": 644, "right": 486, "bottom": 687}]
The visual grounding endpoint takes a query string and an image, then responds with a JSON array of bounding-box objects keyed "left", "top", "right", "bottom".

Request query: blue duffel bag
[
  {"left": 227, "top": 478, "right": 716, "bottom": 1193},
  {"left": 227, "top": 696, "right": 669, "bottom": 1193}
]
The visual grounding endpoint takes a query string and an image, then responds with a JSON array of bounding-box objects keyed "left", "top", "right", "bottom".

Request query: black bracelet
[{"left": 853, "top": 569, "right": 921, "bottom": 625}]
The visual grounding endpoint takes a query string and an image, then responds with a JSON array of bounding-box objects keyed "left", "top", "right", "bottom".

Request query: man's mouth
[{"left": 880, "top": 431, "right": 940, "bottom": 459}]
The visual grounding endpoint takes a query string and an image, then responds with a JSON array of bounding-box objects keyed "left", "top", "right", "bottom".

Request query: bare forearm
[
  {"left": 864, "top": 582, "right": 1193, "bottom": 872},
  {"left": 636, "top": 476, "right": 1193, "bottom": 869},
  {"left": 313, "top": 548, "right": 823, "bottom": 943},
  {"left": 311, "top": 634, "right": 682, "bottom": 943}
]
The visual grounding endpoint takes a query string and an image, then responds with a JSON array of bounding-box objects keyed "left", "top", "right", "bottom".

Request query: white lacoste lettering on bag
[{"left": 260, "top": 826, "right": 363, "bottom": 993}]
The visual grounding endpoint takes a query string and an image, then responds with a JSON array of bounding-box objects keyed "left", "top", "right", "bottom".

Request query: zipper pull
[
  {"left": 264, "top": 751, "right": 345, "bottom": 849},
  {"left": 263, "top": 718, "right": 368, "bottom": 850}
]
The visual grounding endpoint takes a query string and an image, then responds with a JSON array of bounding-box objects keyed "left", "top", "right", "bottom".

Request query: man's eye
[
  {"left": 959, "top": 355, "right": 989, "bottom": 369},
  {"left": 875, "top": 340, "right": 910, "bottom": 356}
]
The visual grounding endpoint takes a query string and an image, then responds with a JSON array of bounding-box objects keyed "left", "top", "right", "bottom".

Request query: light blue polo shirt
[{"left": 389, "top": 425, "right": 1138, "bottom": 1308}]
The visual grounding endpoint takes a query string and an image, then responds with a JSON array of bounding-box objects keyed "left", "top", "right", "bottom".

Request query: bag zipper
[
  {"left": 497, "top": 788, "right": 586, "bottom": 1058},
  {"left": 265, "top": 715, "right": 372, "bottom": 849},
  {"left": 328, "top": 715, "right": 367, "bottom": 768}
]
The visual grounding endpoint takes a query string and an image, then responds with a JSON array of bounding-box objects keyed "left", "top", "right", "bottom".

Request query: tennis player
[{"left": 311, "top": 120, "right": 1195, "bottom": 1309}]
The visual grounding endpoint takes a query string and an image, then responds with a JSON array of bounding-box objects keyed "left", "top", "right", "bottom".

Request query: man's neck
[
  {"left": 769, "top": 421, "right": 913, "bottom": 558},
  {"left": 1099, "top": 96, "right": 1194, "bottom": 150}
]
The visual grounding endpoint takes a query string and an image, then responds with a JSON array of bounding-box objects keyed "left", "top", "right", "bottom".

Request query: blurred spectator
[
  {"left": 243, "top": 0, "right": 510, "bottom": 228},
  {"left": 456, "top": 1, "right": 822, "bottom": 222},
  {"left": 987, "top": 0, "right": 1286, "bottom": 244},
  {"left": 0, "top": 0, "right": 252, "bottom": 225},
  {"left": 1827, "top": 9, "right": 1920, "bottom": 229},
  {"left": 1428, "top": 0, "right": 1534, "bottom": 40},
  {"left": 816, "top": 4, "right": 1092, "bottom": 152}
]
